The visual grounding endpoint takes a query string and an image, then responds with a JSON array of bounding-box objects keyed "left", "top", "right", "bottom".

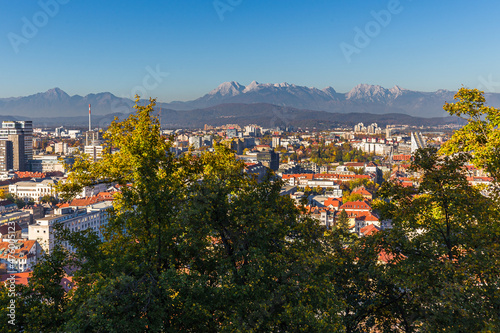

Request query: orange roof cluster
[
  {"left": 0, "top": 271, "right": 31, "bottom": 285},
  {"left": 467, "top": 176, "right": 493, "bottom": 182},
  {"left": 324, "top": 198, "right": 342, "bottom": 209},
  {"left": 378, "top": 250, "right": 397, "bottom": 263},
  {"left": 303, "top": 205, "right": 332, "bottom": 215},
  {"left": 393, "top": 154, "right": 412, "bottom": 161},
  {"left": 15, "top": 171, "right": 46, "bottom": 178},
  {"left": 282, "top": 174, "right": 314, "bottom": 180},
  {"left": 283, "top": 173, "right": 371, "bottom": 182},
  {"left": 339, "top": 200, "right": 372, "bottom": 211},
  {"left": 344, "top": 162, "right": 365, "bottom": 167},
  {"left": 0, "top": 271, "right": 75, "bottom": 291},
  {"left": 96, "top": 191, "right": 114, "bottom": 200},
  {"left": 360, "top": 224, "right": 381, "bottom": 236},
  {"left": 315, "top": 173, "right": 371, "bottom": 180},
  {"left": 0, "top": 240, "right": 37, "bottom": 260},
  {"left": 58, "top": 194, "right": 113, "bottom": 208},
  {"left": 352, "top": 187, "right": 372, "bottom": 197},
  {"left": 354, "top": 211, "right": 380, "bottom": 222}
]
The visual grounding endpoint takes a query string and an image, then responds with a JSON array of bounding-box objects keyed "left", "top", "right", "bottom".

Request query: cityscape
[{"left": 1, "top": 1, "right": 500, "bottom": 332}]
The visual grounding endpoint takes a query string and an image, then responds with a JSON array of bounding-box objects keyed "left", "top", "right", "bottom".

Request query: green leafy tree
[
  {"left": 40, "top": 195, "right": 58, "bottom": 205},
  {"left": 335, "top": 209, "right": 350, "bottom": 232},
  {"left": 45, "top": 97, "right": 345, "bottom": 331},
  {"left": 374, "top": 147, "right": 500, "bottom": 331},
  {"left": 342, "top": 193, "right": 364, "bottom": 203},
  {"left": 441, "top": 87, "right": 500, "bottom": 182},
  {"left": 5, "top": 194, "right": 25, "bottom": 209}
]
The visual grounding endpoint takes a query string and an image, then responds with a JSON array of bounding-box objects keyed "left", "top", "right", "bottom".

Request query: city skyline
[{"left": 1, "top": 0, "right": 499, "bottom": 102}]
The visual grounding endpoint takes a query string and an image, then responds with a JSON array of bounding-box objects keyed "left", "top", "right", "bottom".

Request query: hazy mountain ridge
[
  {"left": 0, "top": 88, "right": 134, "bottom": 118},
  {"left": 2, "top": 83, "right": 500, "bottom": 119},
  {"left": 0, "top": 103, "right": 466, "bottom": 130}
]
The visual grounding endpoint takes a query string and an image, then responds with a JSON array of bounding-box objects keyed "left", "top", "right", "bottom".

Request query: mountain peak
[
  {"left": 209, "top": 81, "right": 245, "bottom": 96},
  {"left": 322, "top": 86, "right": 337, "bottom": 94},
  {"left": 347, "top": 84, "right": 388, "bottom": 100},
  {"left": 243, "top": 80, "right": 260, "bottom": 92},
  {"left": 275, "top": 82, "right": 292, "bottom": 88},
  {"left": 389, "top": 85, "right": 407, "bottom": 97},
  {"left": 44, "top": 87, "right": 70, "bottom": 99}
]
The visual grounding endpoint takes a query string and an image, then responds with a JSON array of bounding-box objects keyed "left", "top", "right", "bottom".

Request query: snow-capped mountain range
[
  {"left": 163, "top": 81, "right": 500, "bottom": 117},
  {"left": 1, "top": 82, "right": 499, "bottom": 118}
]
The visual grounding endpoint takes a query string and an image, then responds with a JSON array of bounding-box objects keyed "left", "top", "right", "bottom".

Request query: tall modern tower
[
  {"left": 0, "top": 121, "right": 32, "bottom": 171},
  {"left": 410, "top": 132, "right": 426, "bottom": 154}
]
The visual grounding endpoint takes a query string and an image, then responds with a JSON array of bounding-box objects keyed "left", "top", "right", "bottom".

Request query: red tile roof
[
  {"left": 324, "top": 198, "right": 342, "bottom": 208},
  {"left": 58, "top": 194, "right": 114, "bottom": 208},
  {"left": 0, "top": 271, "right": 31, "bottom": 285},
  {"left": 339, "top": 200, "right": 371, "bottom": 211},
  {"left": 360, "top": 224, "right": 381, "bottom": 236},
  {"left": 0, "top": 240, "right": 37, "bottom": 260}
]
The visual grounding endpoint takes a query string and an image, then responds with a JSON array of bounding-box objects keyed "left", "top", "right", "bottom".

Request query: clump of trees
[{"left": 2, "top": 90, "right": 500, "bottom": 332}]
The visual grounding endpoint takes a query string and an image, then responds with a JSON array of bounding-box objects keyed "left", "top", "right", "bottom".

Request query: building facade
[{"left": 0, "top": 121, "right": 33, "bottom": 171}]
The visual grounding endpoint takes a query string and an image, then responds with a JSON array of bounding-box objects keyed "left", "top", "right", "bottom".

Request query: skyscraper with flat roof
[{"left": 0, "top": 121, "right": 33, "bottom": 171}]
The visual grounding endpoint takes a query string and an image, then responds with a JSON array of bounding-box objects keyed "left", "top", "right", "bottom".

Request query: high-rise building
[
  {"left": 257, "top": 149, "right": 280, "bottom": 171},
  {"left": 272, "top": 136, "right": 281, "bottom": 148},
  {"left": 410, "top": 132, "right": 426, "bottom": 153},
  {"left": 0, "top": 121, "right": 33, "bottom": 170},
  {"left": 85, "top": 130, "right": 103, "bottom": 146},
  {"left": 84, "top": 145, "right": 104, "bottom": 161},
  {"left": 0, "top": 140, "right": 12, "bottom": 171},
  {"left": 9, "top": 134, "right": 25, "bottom": 171}
]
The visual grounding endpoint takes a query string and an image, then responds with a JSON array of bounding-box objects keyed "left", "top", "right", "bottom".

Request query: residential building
[
  {"left": 0, "top": 240, "right": 41, "bottom": 272},
  {"left": 30, "top": 155, "right": 71, "bottom": 173},
  {"left": 29, "top": 200, "right": 112, "bottom": 254},
  {"left": 0, "top": 211, "right": 32, "bottom": 231},
  {"left": 0, "top": 222, "right": 22, "bottom": 239},
  {"left": 84, "top": 145, "right": 104, "bottom": 161}
]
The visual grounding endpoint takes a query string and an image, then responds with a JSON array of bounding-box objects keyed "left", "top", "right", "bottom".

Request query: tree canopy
[{"left": 2, "top": 90, "right": 500, "bottom": 332}]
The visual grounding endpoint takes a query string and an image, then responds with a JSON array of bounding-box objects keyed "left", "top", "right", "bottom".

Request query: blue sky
[{"left": 0, "top": 0, "right": 499, "bottom": 102}]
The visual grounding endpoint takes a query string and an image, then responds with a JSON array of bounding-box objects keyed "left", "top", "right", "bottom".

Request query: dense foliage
[{"left": 1, "top": 90, "right": 499, "bottom": 332}]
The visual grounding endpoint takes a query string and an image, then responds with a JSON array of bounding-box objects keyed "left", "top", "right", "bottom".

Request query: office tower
[
  {"left": 257, "top": 149, "right": 280, "bottom": 171},
  {"left": 0, "top": 121, "right": 33, "bottom": 170},
  {"left": 0, "top": 140, "right": 12, "bottom": 171},
  {"left": 9, "top": 134, "right": 25, "bottom": 171},
  {"left": 272, "top": 136, "right": 281, "bottom": 148}
]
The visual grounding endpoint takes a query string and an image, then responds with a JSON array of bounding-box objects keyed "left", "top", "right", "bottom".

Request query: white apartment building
[
  {"left": 29, "top": 201, "right": 112, "bottom": 254},
  {"left": 77, "top": 183, "right": 108, "bottom": 198},
  {"left": 84, "top": 145, "right": 104, "bottom": 161},
  {"left": 30, "top": 155, "right": 68, "bottom": 173},
  {"left": 9, "top": 179, "right": 58, "bottom": 203}
]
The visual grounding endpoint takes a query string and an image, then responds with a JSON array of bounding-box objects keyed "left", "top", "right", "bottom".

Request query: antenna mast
[{"left": 89, "top": 104, "right": 91, "bottom": 132}]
